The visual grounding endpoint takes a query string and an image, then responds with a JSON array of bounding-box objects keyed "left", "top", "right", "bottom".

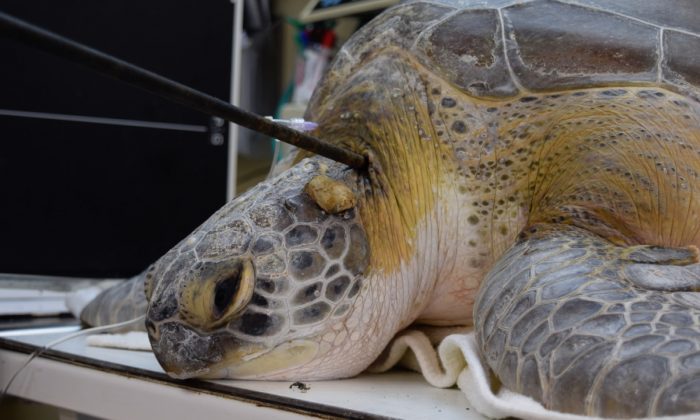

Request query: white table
[{"left": 0, "top": 329, "right": 485, "bottom": 419}]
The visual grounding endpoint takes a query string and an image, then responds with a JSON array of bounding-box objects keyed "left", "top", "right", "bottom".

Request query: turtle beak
[{"left": 147, "top": 321, "right": 226, "bottom": 379}]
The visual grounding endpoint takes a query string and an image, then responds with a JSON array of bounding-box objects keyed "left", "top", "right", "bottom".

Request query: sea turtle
[{"left": 82, "top": 0, "right": 700, "bottom": 417}]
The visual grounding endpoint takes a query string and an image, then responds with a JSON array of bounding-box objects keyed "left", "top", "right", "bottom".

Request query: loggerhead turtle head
[
  {"left": 144, "top": 158, "right": 375, "bottom": 379},
  {"left": 143, "top": 3, "right": 459, "bottom": 380}
]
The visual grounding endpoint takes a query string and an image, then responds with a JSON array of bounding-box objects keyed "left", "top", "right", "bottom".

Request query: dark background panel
[
  {"left": 0, "top": 0, "right": 233, "bottom": 124},
  {"left": 0, "top": 117, "right": 228, "bottom": 277},
  {"left": 0, "top": 1, "right": 234, "bottom": 277}
]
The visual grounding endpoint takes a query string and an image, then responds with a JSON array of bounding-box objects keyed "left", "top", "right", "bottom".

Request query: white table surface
[{"left": 0, "top": 329, "right": 486, "bottom": 419}]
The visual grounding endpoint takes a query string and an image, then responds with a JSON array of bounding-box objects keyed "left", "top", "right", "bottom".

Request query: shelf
[{"left": 272, "top": 0, "right": 399, "bottom": 23}]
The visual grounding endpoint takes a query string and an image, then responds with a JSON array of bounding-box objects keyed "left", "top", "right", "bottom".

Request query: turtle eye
[
  {"left": 211, "top": 259, "right": 255, "bottom": 326},
  {"left": 214, "top": 272, "right": 241, "bottom": 317}
]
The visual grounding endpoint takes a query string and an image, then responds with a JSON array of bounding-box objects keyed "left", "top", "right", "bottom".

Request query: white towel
[
  {"left": 86, "top": 331, "right": 151, "bottom": 351},
  {"left": 371, "top": 330, "right": 700, "bottom": 420}
]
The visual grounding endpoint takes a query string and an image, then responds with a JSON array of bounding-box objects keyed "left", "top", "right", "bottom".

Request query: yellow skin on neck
[
  {"left": 305, "top": 52, "right": 453, "bottom": 329},
  {"left": 306, "top": 49, "right": 700, "bottom": 328}
]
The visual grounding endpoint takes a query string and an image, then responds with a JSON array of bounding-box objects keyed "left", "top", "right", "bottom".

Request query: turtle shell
[{"left": 312, "top": 0, "right": 700, "bottom": 104}]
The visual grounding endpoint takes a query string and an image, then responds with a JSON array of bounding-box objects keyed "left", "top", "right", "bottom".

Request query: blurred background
[{"left": 0, "top": 0, "right": 396, "bottom": 285}]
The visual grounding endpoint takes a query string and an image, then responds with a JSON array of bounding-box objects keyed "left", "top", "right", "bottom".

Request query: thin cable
[{"left": 0, "top": 315, "right": 146, "bottom": 404}]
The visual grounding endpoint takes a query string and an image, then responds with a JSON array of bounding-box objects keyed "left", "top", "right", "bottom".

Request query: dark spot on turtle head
[
  {"left": 520, "top": 96, "right": 537, "bottom": 102},
  {"left": 293, "top": 252, "right": 312, "bottom": 269},
  {"left": 468, "top": 215, "right": 479, "bottom": 225},
  {"left": 238, "top": 312, "right": 280, "bottom": 336},
  {"left": 347, "top": 278, "right": 363, "bottom": 298},
  {"left": 600, "top": 89, "right": 627, "bottom": 97},
  {"left": 637, "top": 90, "right": 663, "bottom": 99},
  {"left": 285, "top": 225, "right": 318, "bottom": 247},
  {"left": 441, "top": 97, "right": 457, "bottom": 108},
  {"left": 252, "top": 237, "right": 276, "bottom": 255},
  {"left": 326, "top": 275, "right": 351, "bottom": 301},
  {"left": 321, "top": 225, "right": 346, "bottom": 259},
  {"left": 290, "top": 251, "right": 325, "bottom": 280},
  {"left": 257, "top": 278, "right": 276, "bottom": 293},
  {"left": 293, "top": 282, "right": 323, "bottom": 305},
  {"left": 334, "top": 303, "right": 350, "bottom": 317},
  {"left": 250, "top": 293, "right": 269, "bottom": 308},
  {"left": 293, "top": 302, "right": 331, "bottom": 325},
  {"left": 325, "top": 264, "right": 340, "bottom": 278},
  {"left": 451, "top": 121, "right": 468, "bottom": 134}
]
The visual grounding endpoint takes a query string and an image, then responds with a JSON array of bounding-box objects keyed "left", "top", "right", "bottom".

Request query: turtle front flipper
[
  {"left": 80, "top": 268, "right": 149, "bottom": 332},
  {"left": 474, "top": 223, "right": 700, "bottom": 417}
]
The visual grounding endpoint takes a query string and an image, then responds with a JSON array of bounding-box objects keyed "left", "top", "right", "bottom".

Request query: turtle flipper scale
[
  {"left": 80, "top": 271, "right": 148, "bottom": 332},
  {"left": 474, "top": 223, "right": 700, "bottom": 417}
]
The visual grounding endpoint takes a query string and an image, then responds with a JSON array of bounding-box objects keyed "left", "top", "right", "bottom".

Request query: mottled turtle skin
[{"left": 83, "top": 0, "right": 700, "bottom": 417}]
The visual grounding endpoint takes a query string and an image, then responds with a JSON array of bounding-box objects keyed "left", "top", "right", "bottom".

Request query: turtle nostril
[
  {"left": 148, "top": 289, "right": 178, "bottom": 322},
  {"left": 146, "top": 319, "right": 158, "bottom": 337},
  {"left": 213, "top": 270, "right": 242, "bottom": 318}
]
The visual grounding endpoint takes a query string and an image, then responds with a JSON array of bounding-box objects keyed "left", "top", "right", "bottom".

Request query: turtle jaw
[
  {"left": 148, "top": 320, "right": 320, "bottom": 379},
  {"left": 208, "top": 339, "right": 320, "bottom": 379}
]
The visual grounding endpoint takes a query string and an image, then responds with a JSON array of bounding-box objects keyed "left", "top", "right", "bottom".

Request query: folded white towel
[
  {"left": 373, "top": 330, "right": 700, "bottom": 420},
  {"left": 86, "top": 331, "right": 151, "bottom": 351}
]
